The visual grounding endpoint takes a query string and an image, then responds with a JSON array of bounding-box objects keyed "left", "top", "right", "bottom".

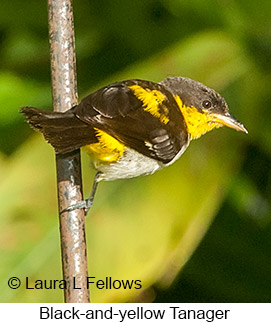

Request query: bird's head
[{"left": 161, "top": 77, "right": 248, "bottom": 139}]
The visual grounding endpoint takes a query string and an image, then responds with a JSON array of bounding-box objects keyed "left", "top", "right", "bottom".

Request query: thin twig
[{"left": 48, "top": 0, "right": 90, "bottom": 303}]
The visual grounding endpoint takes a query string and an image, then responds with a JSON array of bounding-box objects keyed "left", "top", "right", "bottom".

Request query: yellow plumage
[
  {"left": 83, "top": 128, "right": 125, "bottom": 162},
  {"left": 174, "top": 95, "right": 222, "bottom": 139},
  {"left": 128, "top": 85, "right": 170, "bottom": 124}
]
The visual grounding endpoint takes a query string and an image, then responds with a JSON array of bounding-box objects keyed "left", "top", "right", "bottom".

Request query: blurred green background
[{"left": 1, "top": 0, "right": 271, "bottom": 302}]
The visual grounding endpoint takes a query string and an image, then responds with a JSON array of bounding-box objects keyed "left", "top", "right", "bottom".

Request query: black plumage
[{"left": 21, "top": 79, "right": 189, "bottom": 163}]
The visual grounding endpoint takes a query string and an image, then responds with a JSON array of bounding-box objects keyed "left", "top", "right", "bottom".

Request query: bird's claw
[{"left": 60, "top": 199, "right": 93, "bottom": 215}]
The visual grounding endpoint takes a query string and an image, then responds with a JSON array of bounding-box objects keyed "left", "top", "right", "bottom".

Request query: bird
[{"left": 21, "top": 76, "right": 247, "bottom": 214}]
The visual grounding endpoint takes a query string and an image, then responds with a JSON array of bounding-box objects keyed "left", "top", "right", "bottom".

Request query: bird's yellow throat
[{"left": 174, "top": 95, "right": 222, "bottom": 140}]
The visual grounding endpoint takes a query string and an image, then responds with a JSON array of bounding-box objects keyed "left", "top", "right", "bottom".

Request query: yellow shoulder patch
[
  {"left": 129, "top": 85, "right": 169, "bottom": 124},
  {"left": 83, "top": 128, "right": 125, "bottom": 162},
  {"left": 174, "top": 95, "right": 222, "bottom": 139}
]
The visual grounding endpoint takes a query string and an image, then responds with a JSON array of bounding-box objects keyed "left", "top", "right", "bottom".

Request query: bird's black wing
[{"left": 74, "top": 79, "right": 189, "bottom": 164}]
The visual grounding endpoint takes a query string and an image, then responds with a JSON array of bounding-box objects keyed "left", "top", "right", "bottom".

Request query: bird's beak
[{"left": 212, "top": 113, "right": 248, "bottom": 134}]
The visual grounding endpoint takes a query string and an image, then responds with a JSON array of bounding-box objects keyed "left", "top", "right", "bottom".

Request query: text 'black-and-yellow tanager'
[{"left": 21, "top": 77, "right": 247, "bottom": 213}]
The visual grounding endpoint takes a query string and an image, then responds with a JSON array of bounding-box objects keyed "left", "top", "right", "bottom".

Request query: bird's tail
[{"left": 20, "top": 106, "right": 96, "bottom": 154}]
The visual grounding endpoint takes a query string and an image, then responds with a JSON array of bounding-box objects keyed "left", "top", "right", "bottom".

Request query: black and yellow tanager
[{"left": 21, "top": 77, "right": 247, "bottom": 213}]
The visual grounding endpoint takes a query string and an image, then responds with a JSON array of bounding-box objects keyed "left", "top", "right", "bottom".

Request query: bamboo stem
[{"left": 48, "top": 0, "right": 90, "bottom": 303}]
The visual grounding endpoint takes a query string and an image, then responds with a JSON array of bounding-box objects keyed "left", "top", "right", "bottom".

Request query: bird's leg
[
  {"left": 83, "top": 171, "right": 101, "bottom": 213},
  {"left": 60, "top": 172, "right": 102, "bottom": 215}
]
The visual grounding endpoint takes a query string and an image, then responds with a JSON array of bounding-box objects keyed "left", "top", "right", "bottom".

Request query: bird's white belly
[
  {"left": 94, "top": 148, "right": 162, "bottom": 181},
  {"left": 93, "top": 142, "right": 189, "bottom": 181}
]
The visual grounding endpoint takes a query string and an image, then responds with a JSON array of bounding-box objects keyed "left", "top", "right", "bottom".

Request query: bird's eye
[{"left": 202, "top": 100, "right": 212, "bottom": 109}]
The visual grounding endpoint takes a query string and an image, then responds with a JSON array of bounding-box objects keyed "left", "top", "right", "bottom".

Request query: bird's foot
[{"left": 60, "top": 198, "right": 93, "bottom": 216}]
